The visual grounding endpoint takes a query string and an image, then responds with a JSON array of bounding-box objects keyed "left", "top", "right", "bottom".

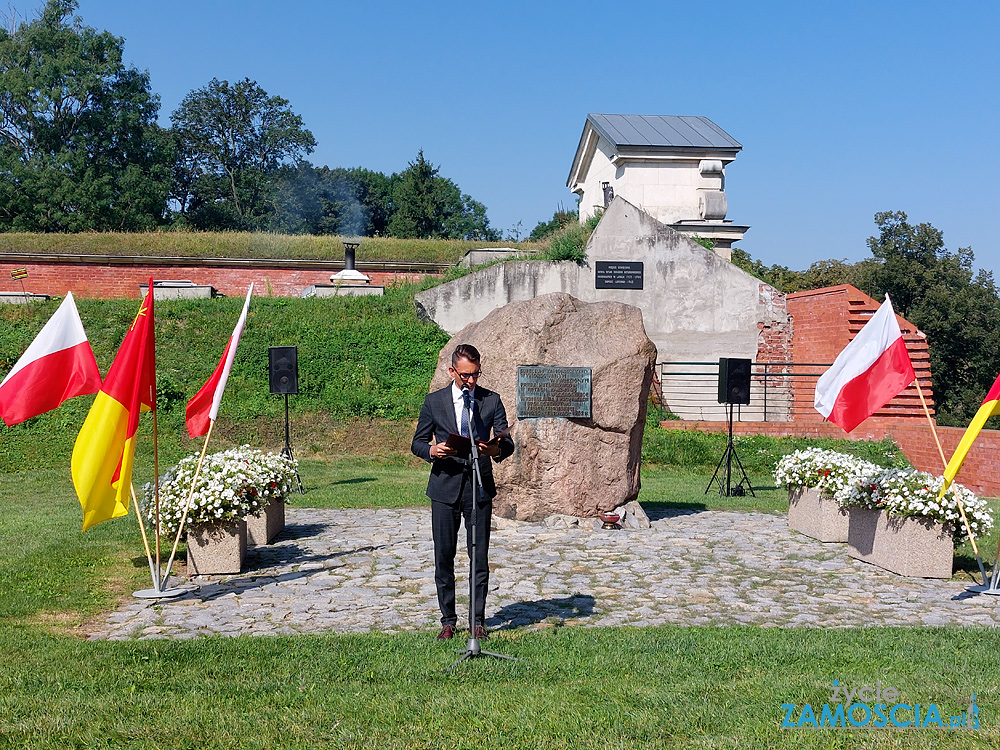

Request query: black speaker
[
  {"left": 718, "top": 357, "right": 751, "bottom": 405},
  {"left": 269, "top": 346, "right": 299, "bottom": 395}
]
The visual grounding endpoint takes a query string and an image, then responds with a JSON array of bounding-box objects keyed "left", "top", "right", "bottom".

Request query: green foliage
[
  {"left": 0, "top": 2, "right": 504, "bottom": 239},
  {"left": 538, "top": 210, "right": 602, "bottom": 263},
  {"left": 690, "top": 235, "right": 714, "bottom": 251},
  {"left": 170, "top": 77, "right": 316, "bottom": 230},
  {"left": 0, "top": 0, "right": 173, "bottom": 231},
  {"left": 269, "top": 165, "right": 395, "bottom": 237},
  {"left": 387, "top": 150, "right": 499, "bottom": 241},
  {"left": 730, "top": 248, "right": 861, "bottom": 293},
  {"left": 527, "top": 205, "right": 578, "bottom": 241}
]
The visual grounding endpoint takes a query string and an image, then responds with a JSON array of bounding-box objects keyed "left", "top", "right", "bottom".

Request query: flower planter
[
  {"left": 186, "top": 519, "right": 247, "bottom": 575},
  {"left": 847, "top": 508, "right": 953, "bottom": 578},
  {"left": 787, "top": 486, "right": 850, "bottom": 542},
  {"left": 246, "top": 498, "right": 285, "bottom": 547}
]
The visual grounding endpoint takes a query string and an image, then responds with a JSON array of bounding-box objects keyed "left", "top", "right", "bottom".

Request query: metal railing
[{"left": 657, "top": 360, "right": 832, "bottom": 423}]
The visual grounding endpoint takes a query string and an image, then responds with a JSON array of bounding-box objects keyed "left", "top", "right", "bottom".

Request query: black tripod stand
[
  {"left": 448, "top": 389, "right": 518, "bottom": 670},
  {"left": 705, "top": 402, "right": 755, "bottom": 497},
  {"left": 281, "top": 393, "right": 304, "bottom": 494}
]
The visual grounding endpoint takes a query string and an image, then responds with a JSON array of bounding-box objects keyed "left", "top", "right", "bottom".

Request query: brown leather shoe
[
  {"left": 474, "top": 625, "right": 488, "bottom": 640},
  {"left": 437, "top": 624, "right": 456, "bottom": 640}
]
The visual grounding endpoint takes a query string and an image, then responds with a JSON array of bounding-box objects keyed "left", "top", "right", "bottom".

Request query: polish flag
[
  {"left": 185, "top": 284, "right": 253, "bottom": 438},
  {"left": 814, "top": 295, "right": 915, "bottom": 433},
  {"left": 0, "top": 292, "right": 102, "bottom": 426}
]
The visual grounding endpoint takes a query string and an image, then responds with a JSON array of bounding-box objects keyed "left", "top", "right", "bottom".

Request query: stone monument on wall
[
  {"left": 427, "top": 292, "right": 657, "bottom": 521},
  {"left": 414, "top": 196, "right": 791, "bottom": 422}
]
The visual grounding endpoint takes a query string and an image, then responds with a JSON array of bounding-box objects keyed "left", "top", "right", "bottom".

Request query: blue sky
[{"left": 27, "top": 1, "right": 1000, "bottom": 276}]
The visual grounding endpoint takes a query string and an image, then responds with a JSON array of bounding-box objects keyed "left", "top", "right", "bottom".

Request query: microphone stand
[{"left": 448, "top": 386, "right": 518, "bottom": 670}]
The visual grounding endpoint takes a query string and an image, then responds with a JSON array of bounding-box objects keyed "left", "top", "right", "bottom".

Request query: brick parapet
[
  {"left": 786, "top": 285, "right": 932, "bottom": 423},
  {"left": 0, "top": 256, "right": 444, "bottom": 298}
]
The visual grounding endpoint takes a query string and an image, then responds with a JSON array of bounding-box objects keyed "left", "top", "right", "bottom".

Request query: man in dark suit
[{"left": 411, "top": 343, "right": 514, "bottom": 640}]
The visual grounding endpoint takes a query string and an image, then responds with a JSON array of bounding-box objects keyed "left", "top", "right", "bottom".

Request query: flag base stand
[
  {"left": 965, "top": 584, "right": 1000, "bottom": 596},
  {"left": 132, "top": 573, "right": 193, "bottom": 599},
  {"left": 966, "top": 568, "right": 1000, "bottom": 596},
  {"left": 133, "top": 586, "right": 189, "bottom": 599}
]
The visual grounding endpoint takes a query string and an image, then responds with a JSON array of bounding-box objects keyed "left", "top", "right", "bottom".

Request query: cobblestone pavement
[{"left": 92, "top": 507, "right": 1000, "bottom": 640}]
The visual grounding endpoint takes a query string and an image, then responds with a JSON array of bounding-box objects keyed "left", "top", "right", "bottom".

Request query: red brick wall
[
  {"left": 787, "top": 285, "right": 933, "bottom": 422},
  {"left": 0, "top": 258, "right": 438, "bottom": 298},
  {"left": 662, "top": 419, "right": 1000, "bottom": 497}
]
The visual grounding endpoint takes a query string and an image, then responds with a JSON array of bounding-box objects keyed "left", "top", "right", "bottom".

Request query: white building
[{"left": 566, "top": 114, "right": 748, "bottom": 259}]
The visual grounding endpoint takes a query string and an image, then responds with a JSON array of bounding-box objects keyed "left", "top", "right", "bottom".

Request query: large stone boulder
[{"left": 428, "top": 292, "right": 657, "bottom": 521}]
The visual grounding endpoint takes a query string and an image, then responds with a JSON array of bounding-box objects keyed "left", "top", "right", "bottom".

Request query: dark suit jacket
[{"left": 411, "top": 384, "right": 514, "bottom": 503}]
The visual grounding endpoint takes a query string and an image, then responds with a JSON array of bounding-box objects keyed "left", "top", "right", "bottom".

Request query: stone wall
[{"left": 414, "top": 198, "right": 791, "bottom": 422}]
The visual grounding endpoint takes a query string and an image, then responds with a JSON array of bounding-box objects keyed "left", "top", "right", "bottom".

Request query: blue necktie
[{"left": 461, "top": 391, "right": 471, "bottom": 438}]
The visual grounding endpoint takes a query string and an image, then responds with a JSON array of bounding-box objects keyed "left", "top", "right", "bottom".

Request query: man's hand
[
  {"left": 477, "top": 441, "right": 500, "bottom": 458},
  {"left": 430, "top": 442, "right": 456, "bottom": 459}
]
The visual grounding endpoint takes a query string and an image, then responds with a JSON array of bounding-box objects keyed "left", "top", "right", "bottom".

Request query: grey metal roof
[{"left": 587, "top": 114, "right": 741, "bottom": 151}]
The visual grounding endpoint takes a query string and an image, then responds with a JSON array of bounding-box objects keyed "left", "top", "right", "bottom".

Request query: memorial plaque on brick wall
[
  {"left": 516, "top": 366, "right": 592, "bottom": 419},
  {"left": 595, "top": 261, "right": 643, "bottom": 290}
]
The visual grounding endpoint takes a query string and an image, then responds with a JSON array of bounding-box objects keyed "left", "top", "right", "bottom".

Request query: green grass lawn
[
  {"left": 2, "top": 449, "right": 999, "bottom": 748},
  {"left": 1, "top": 625, "right": 996, "bottom": 749}
]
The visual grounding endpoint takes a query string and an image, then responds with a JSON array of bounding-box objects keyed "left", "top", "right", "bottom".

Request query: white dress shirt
[{"left": 451, "top": 382, "right": 475, "bottom": 436}]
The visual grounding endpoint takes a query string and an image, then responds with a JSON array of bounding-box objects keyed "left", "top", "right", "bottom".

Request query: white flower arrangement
[
  {"left": 142, "top": 446, "right": 298, "bottom": 537},
  {"left": 775, "top": 448, "right": 993, "bottom": 541},
  {"left": 774, "top": 447, "right": 882, "bottom": 501},
  {"left": 839, "top": 467, "right": 993, "bottom": 541}
]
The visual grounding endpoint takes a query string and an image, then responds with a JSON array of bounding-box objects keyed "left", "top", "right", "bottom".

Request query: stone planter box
[
  {"left": 788, "top": 486, "right": 849, "bottom": 542},
  {"left": 847, "top": 508, "right": 953, "bottom": 578},
  {"left": 247, "top": 498, "right": 285, "bottom": 547},
  {"left": 186, "top": 519, "right": 247, "bottom": 575}
]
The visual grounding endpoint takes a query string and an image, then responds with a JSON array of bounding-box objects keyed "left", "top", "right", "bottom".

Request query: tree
[
  {"left": 859, "top": 211, "right": 1000, "bottom": 426},
  {"left": 528, "top": 205, "right": 578, "bottom": 241},
  {"left": 388, "top": 150, "right": 498, "bottom": 240},
  {"left": 268, "top": 165, "right": 395, "bottom": 236},
  {"left": 0, "top": 0, "right": 172, "bottom": 230},
  {"left": 170, "top": 77, "right": 316, "bottom": 230}
]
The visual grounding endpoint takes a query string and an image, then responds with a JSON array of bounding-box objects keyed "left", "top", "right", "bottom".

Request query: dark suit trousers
[{"left": 431, "top": 473, "right": 491, "bottom": 627}]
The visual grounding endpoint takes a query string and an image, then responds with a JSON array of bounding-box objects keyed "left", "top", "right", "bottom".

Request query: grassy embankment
[
  {"left": 2, "top": 287, "right": 998, "bottom": 748},
  {"left": 0, "top": 232, "right": 542, "bottom": 264}
]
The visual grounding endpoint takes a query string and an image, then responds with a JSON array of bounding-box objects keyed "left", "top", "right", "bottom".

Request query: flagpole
[
  {"left": 152, "top": 400, "right": 162, "bottom": 587},
  {"left": 160, "top": 420, "right": 215, "bottom": 589},
  {"left": 913, "top": 377, "right": 987, "bottom": 581},
  {"left": 129, "top": 483, "right": 157, "bottom": 587}
]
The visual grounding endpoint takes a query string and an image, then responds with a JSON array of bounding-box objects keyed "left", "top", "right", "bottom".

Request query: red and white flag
[
  {"left": 185, "top": 284, "right": 253, "bottom": 438},
  {"left": 814, "top": 294, "right": 915, "bottom": 433},
  {"left": 0, "top": 292, "right": 102, "bottom": 426}
]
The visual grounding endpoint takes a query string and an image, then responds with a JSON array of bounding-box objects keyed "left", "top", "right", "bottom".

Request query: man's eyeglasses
[{"left": 455, "top": 370, "right": 482, "bottom": 381}]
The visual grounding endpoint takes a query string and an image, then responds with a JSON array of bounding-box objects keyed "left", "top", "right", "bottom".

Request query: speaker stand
[
  {"left": 282, "top": 393, "right": 304, "bottom": 494},
  {"left": 705, "top": 403, "right": 755, "bottom": 497}
]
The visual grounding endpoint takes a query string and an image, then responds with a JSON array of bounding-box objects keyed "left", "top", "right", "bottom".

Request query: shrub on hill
[{"left": 0, "top": 286, "right": 449, "bottom": 472}]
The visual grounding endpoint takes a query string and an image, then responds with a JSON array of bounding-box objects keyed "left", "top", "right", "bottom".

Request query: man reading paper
[{"left": 411, "top": 344, "right": 514, "bottom": 641}]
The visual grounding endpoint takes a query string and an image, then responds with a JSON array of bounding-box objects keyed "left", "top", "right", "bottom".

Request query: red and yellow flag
[
  {"left": 72, "top": 281, "right": 156, "bottom": 531},
  {"left": 938, "top": 372, "right": 1000, "bottom": 498}
]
